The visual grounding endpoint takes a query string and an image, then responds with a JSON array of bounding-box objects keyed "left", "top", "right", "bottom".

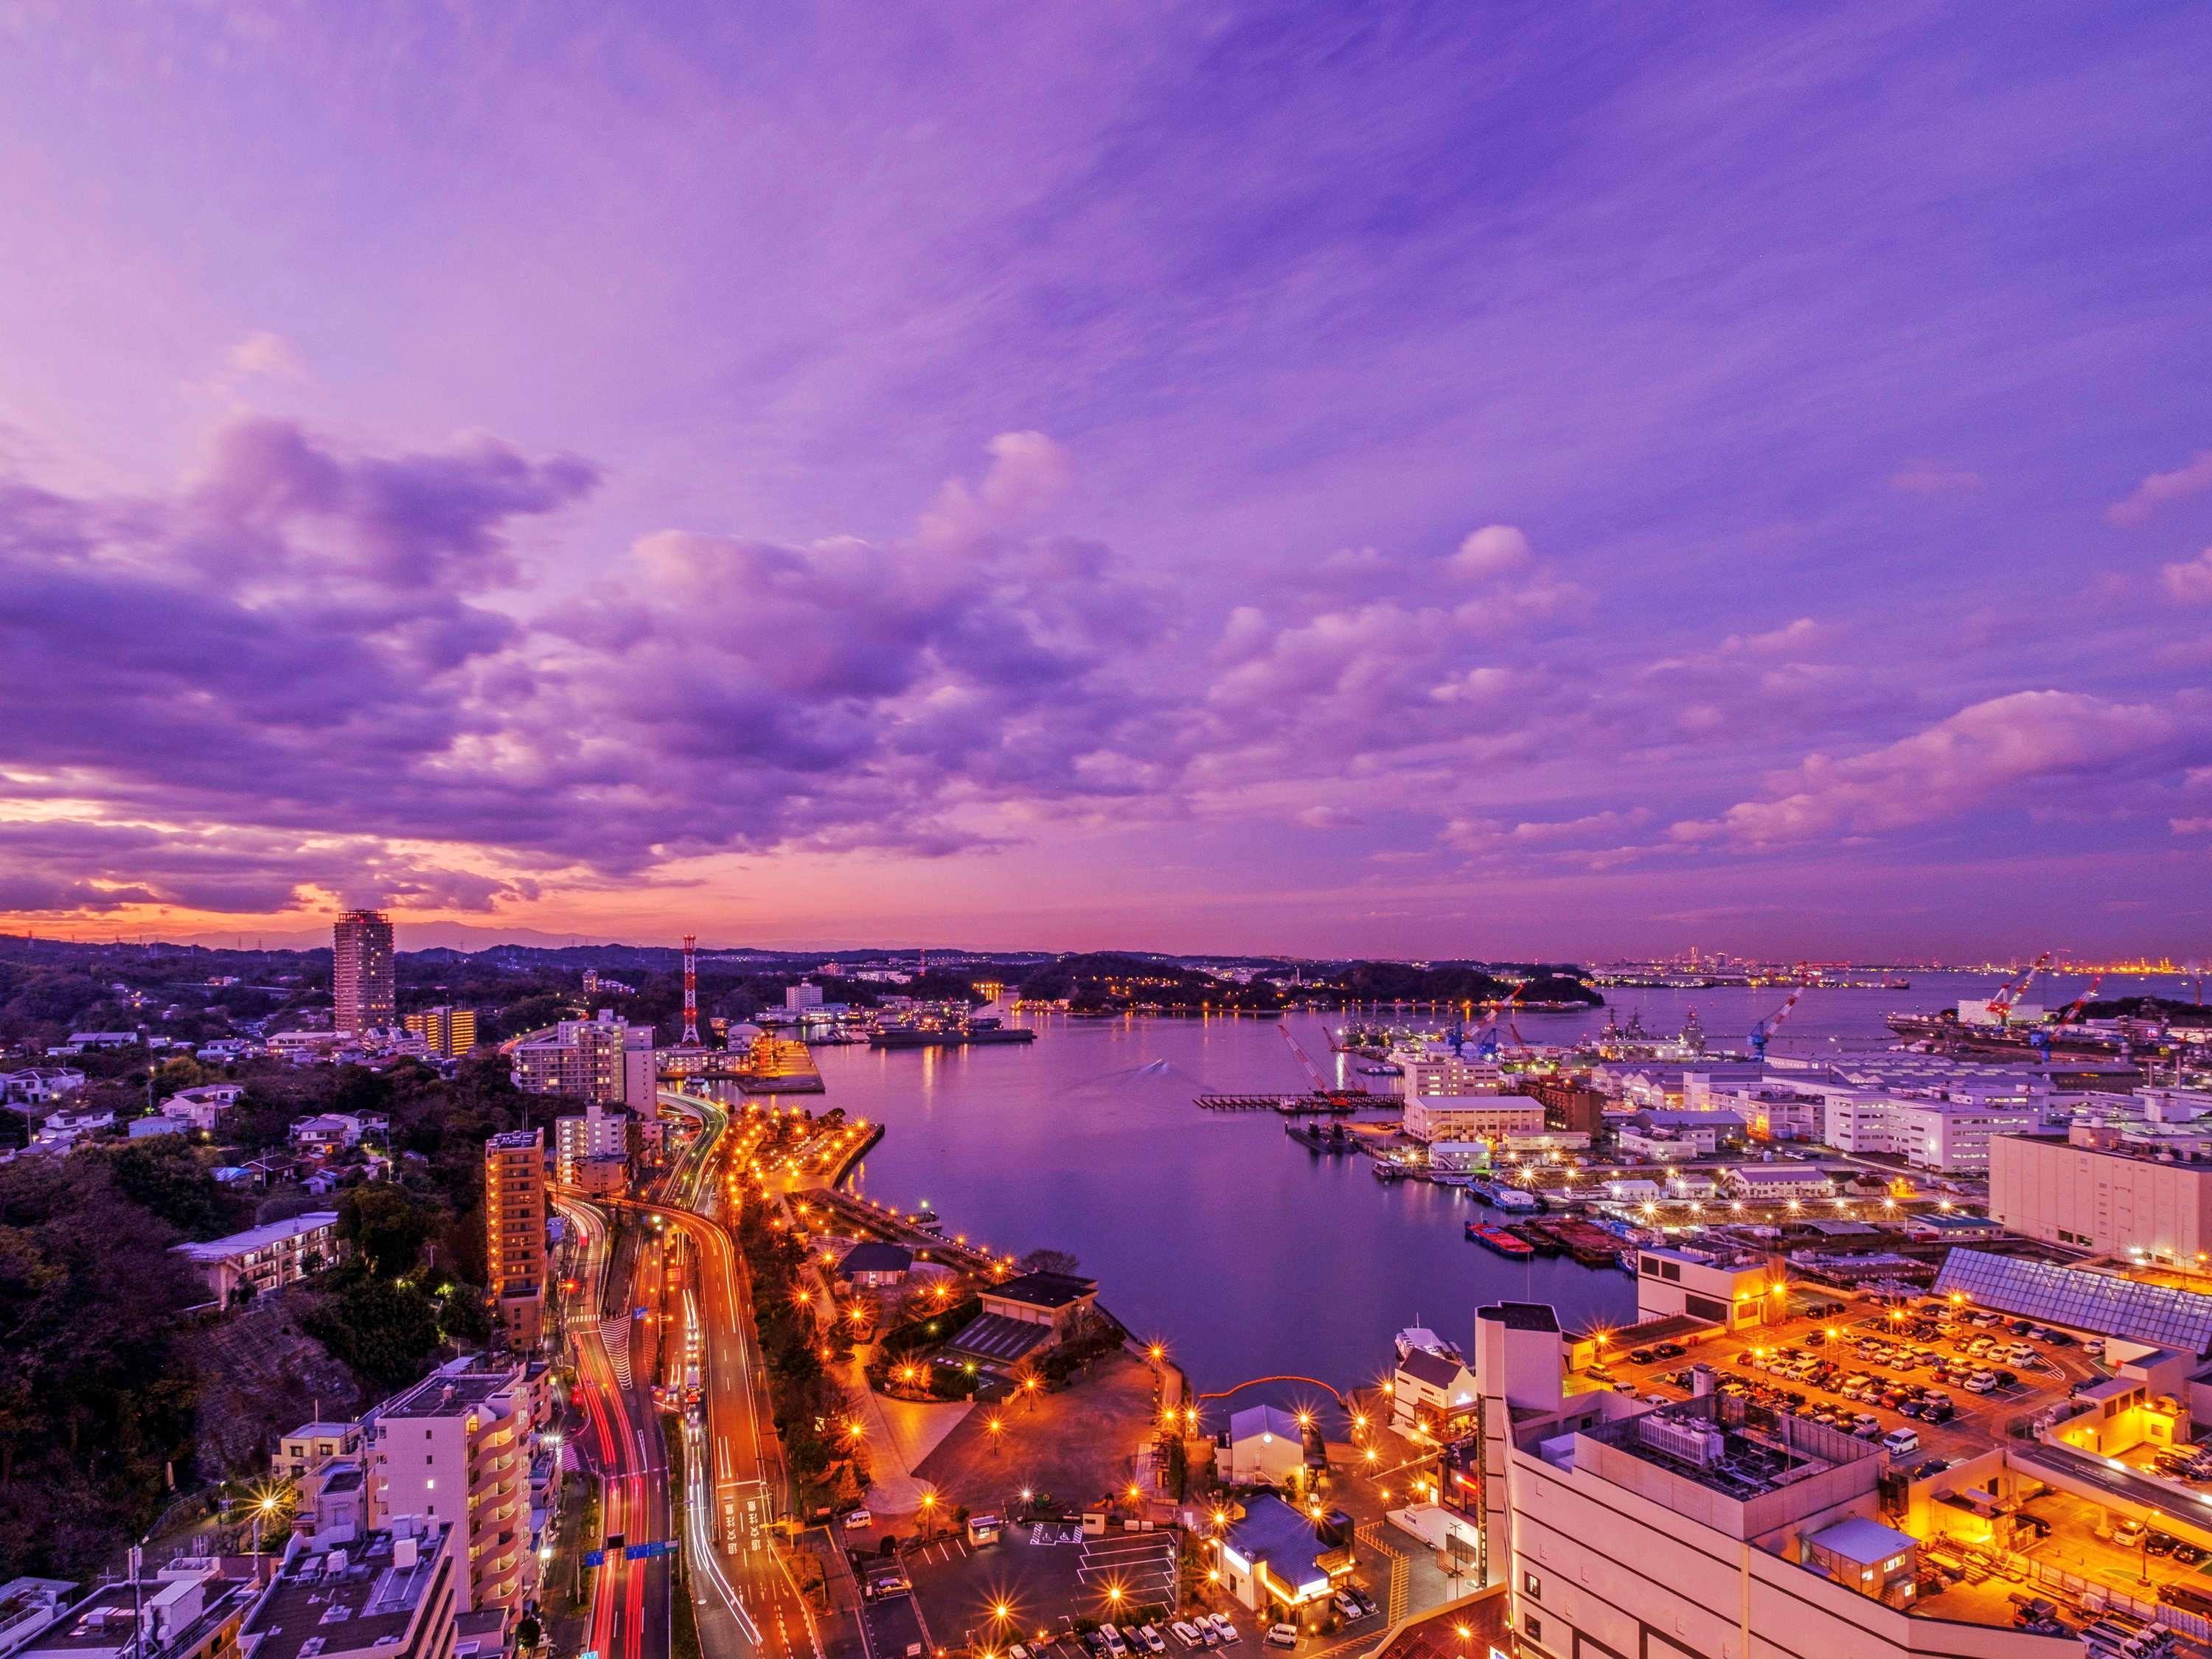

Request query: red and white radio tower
[{"left": 681, "top": 933, "right": 700, "bottom": 1046}]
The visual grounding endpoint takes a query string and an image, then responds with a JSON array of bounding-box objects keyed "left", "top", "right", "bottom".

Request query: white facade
[
  {"left": 366, "top": 1360, "right": 541, "bottom": 1615},
  {"left": 1402, "top": 1094, "right": 1546, "bottom": 1144},
  {"left": 1818, "top": 1093, "right": 2037, "bottom": 1173},
  {"left": 785, "top": 981, "right": 825, "bottom": 1011},
  {"left": 553, "top": 1102, "right": 631, "bottom": 1183},
  {"left": 1396, "top": 1048, "right": 1508, "bottom": 1097},
  {"left": 1723, "top": 1166, "right": 1837, "bottom": 1200},
  {"left": 172, "top": 1211, "right": 343, "bottom": 1304},
  {"left": 1223, "top": 1404, "right": 1308, "bottom": 1488}
]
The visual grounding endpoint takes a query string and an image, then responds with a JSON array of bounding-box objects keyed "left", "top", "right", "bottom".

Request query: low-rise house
[
  {"left": 193, "top": 1038, "right": 252, "bottom": 1062},
  {"left": 976, "top": 1269, "right": 1099, "bottom": 1335},
  {"left": 0, "top": 1068, "right": 86, "bottom": 1106},
  {"left": 291, "top": 1112, "right": 375, "bottom": 1152},
  {"left": 128, "top": 1115, "right": 189, "bottom": 1140},
  {"left": 837, "top": 1241, "right": 914, "bottom": 1288},
  {"left": 63, "top": 1032, "right": 138, "bottom": 1051},
  {"left": 164, "top": 1084, "right": 243, "bottom": 1129},
  {"left": 30, "top": 1107, "right": 115, "bottom": 1150},
  {"left": 1391, "top": 1345, "right": 1479, "bottom": 1439},
  {"left": 1222, "top": 1404, "right": 1312, "bottom": 1489},
  {"left": 170, "top": 1211, "right": 343, "bottom": 1304},
  {"left": 1211, "top": 1492, "right": 1352, "bottom": 1613}
]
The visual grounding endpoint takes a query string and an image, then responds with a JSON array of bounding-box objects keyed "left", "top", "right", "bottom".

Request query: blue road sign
[
  {"left": 623, "top": 1540, "right": 677, "bottom": 1559},
  {"left": 582, "top": 1551, "right": 605, "bottom": 1568}
]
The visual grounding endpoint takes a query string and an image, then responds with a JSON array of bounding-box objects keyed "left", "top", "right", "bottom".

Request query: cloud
[
  {"left": 1444, "top": 807, "right": 1651, "bottom": 854},
  {"left": 1890, "top": 462, "right": 1983, "bottom": 495},
  {"left": 0, "top": 418, "right": 1167, "bottom": 914},
  {"left": 1295, "top": 805, "right": 1364, "bottom": 830},
  {"left": 226, "top": 330, "right": 309, "bottom": 383},
  {"left": 2163, "top": 547, "right": 2212, "bottom": 604},
  {"left": 2110, "top": 450, "right": 2212, "bottom": 526},
  {"left": 1669, "top": 690, "right": 2193, "bottom": 847},
  {"left": 1448, "top": 524, "right": 1532, "bottom": 580},
  {"left": 1646, "top": 616, "right": 1823, "bottom": 675},
  {"left": 2174, "top": 817, "right": 2212, "bottom": 835}
]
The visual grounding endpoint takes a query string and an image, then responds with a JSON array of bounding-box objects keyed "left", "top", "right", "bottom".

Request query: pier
[{"left": 1194, "top": 1091, "right": 1368, "bottom": 1113}]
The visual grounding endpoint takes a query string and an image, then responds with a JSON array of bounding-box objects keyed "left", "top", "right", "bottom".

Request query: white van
[{"left": 1882, "top": 1427, "right": 1921, "bottom": 1457}]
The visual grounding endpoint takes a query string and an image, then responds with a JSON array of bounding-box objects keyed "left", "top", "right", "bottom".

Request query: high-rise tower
[
  {"left": 681, "top": 933, "right": 700, "bottom": 1046},
  {"left": 333, "top": 909, "right": 396, "bottom": 1035}
]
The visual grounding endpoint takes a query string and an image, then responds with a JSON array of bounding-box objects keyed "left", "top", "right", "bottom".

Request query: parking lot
[
  {"left": 1585, "top": 1298, "right": 2105, "bottom": 1467},
  {"left": 868, "top": 1523, "right": 1181, "bottom": 1658}
]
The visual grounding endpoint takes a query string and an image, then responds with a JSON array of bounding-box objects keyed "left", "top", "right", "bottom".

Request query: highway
[
  {"left": 655, "top": 1090, "right": 824, "bottom": 1659},
  {"left": 555, "top": 1194, "right": 674, "bottom": 1659}
]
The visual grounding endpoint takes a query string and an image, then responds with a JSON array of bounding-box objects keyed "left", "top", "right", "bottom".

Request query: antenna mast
[{"left": 681, "top": 933, "right": 700, "bottom": 1046}]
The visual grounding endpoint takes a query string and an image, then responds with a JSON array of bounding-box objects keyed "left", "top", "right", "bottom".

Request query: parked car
[
  {"left": 1102, "top": 1625, "right": 1130, "bottom": 1658},
  {"left": 2115, "top": 1518, "right": 2146, "bottom": 1548},
  {"left": 1210, "top": 1614, "right": 1241, "bottom": 1644},
  {"left": 1882, "top": 1427, "right": 1921, "bottom": 1456},
  {"left": 1139, "top": 1627, "right": 1167, "bottom": 1653},
  {"left": 1628, "top": 1348, "right": 1656, "bottom": 1364},
  {"left": 1170, "top": 1624, "right": 1206, "bottom": 1649},
  {"left": 1653, "top": 1342, "right": 1687, "bottom": 1360},
  {"left": 1265, "top": 1627, "right": 1298, "bottom": 1650}
]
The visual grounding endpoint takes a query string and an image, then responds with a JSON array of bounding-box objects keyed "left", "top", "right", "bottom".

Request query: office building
[
  {"left": 1401, "top": 1094, "right": 1547, "bottom": 1144},
  {"left": 333, "top": 910, "right": 396, "bottom": 1036},
  {"left": 483, "top": 1130, "right": 546, "bottom": 1349},
  {"left": 1990, "top": 1124, "right": 2212, "bottom": 1261},
  {"left": 238, "top": 1521, "right": 459, "bottom": 1659},
  {"left": 366, "top": 1364, "right": 538, "bottom": 1615},
  {"left": 507, "top": 1012, "right": 655, "bottom": 1106},
  {"left": 403, "top": 1006, "right": 478, "bottom": 1058},
  {"left": 1396, "top": 1048, "right": 1509, "bottom": 1097},
  {"left": 785, "top": 981, "right": 825, "bottom": 1012}
]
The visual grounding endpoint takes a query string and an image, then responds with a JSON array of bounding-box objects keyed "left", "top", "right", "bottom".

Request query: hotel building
[
  {"left": 333, "top": 909, "right": 396, "bottom": 1036},
  {"left": 483, "top": 1130, "right": 546, "bottom": 1349}
]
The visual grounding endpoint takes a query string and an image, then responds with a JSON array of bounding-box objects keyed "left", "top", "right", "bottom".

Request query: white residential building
[
  {"left": 1723, "top": 1164, "right": 1838, "bottom": 1201},
  {"left": 366, "top": 1360, "right": 544, "bottom": 1615},
  {"left": 1222, "top": 1404, "right": 1310, "bottom": 1489},
  {"left": 0, "top": 1068, "right": 86, "bottom": 1105},
  {"left": 552, "top": 1102, "right": 632, "bottom": 1183},
  {"left": 507, "top": 1011, "right": 656, "bottom": 1106},
  {"left": 171, "top": 1211, "right": 344, "bottom": 1304},
  {"left": 1395, "top": 1047, "right": 1509, "bottom": 1097},
  {"left": 164, "top": 1084, "right": 243, "bottom": 1130}
]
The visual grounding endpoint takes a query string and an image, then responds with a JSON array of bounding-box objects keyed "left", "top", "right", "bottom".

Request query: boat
[
  {"left": 1467, "top": 1223, "right": 1536, "bottom": 1257},
  {"left": 869, "top": 1025, "right": 1038, "bottom": 1048},
  {"left": 1506, "top": 1223, "right": 1561, "bottom": 1256}
]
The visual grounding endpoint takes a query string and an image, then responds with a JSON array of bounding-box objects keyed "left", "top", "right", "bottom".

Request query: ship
[
  {"left": 869, "top": 1025, "right": 1039, "bottom": 1049},
  {"left": 1467, "top": 1222, "right": 1535, "bottom": 1257}
]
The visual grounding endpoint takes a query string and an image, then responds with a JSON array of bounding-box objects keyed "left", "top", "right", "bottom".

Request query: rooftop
[
  {"left": 240, "top": 1525, "right": 450, "bottom": 1659},
  {"left": 836, "top": 1242, "right": 913, "bottom": 1275},
  {"left": 1579, "top": 1395, "right": 1874, "bottom": 1501},
  {"left": 378, "top": 1364, "right": 521, "bottom": 1419},
  {"left": 1228, "top": 1405, "right": 1305, "bottom": 1444},
  {"left": 1932, "top": 1247, "right": 2212, "bottom": 1355},
  {"left": 1222, "top": 1494, "right": 1335, "bottom": 1597},
  {"left": 171, "top": 1212, "right": 338, "bottom": 1262},
  {"left": 1479, "top": 1301, "right": 1559, "bottom": 1334},
  {"left": 981, "top": 1270, "right": 1097, "bottom": 1310},
  {"left": 1396, "top": 1348, "right": 1472, "bottom": 1391}
]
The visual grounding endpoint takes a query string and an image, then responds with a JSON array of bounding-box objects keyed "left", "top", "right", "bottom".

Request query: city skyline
[{"left": 4, "top": 7, "right": 2211, "bottom": 957}]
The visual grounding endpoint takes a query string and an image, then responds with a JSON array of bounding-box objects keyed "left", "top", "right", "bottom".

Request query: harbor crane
[
  {"left": 2031, "top": 973, "right": 2105, "bottom": 1059},
  {"left": 1983, "top": 950, "right": 2053, "bottom": 1023},
  {"left": 1281, "top": 1023, "right": 1365, "bottom": 1099},
  {"left": 1748, "top": 986, "right": 1806, "bottom": 1060}
]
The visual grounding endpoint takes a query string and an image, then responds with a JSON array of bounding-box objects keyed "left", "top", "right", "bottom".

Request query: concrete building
[
  {"left": 403, "top": 1006, "right": 478, "bottom": 1058},
  {"left": 238, "top": 1521, "right": 459, "bottom": 1659},
  {"left": 835, "top": 1241, "right": 914, "bottom": 1288},
  {"left": 1469, "top": 1299, "right": 2079, "bottom": 1659},
  {"left": 161, "top": 1084, "right": 243, "bottom": 1129},
  {"left": 1818, "top": 1094, "right": 2039, "bottom": 1174},
  {"left": 1624, "top": 1109, "right": 1747, "bottom": 1156},
  {"left": 366, "top": 1363, "right": 540, "bottom": 1615},
  {"left": 1401, "top": 1095, "right": 1547, "bottom": 1144},
  {"left": 9, "top": 1559, "right": 260, "bottom": 1659},
  {"left": 483, "top": 1130, "right": 546, "bottom": 1349},
  {"left": 1990, "top": 1126, "right": 2212, "bottom": 1261},
  {"left": 1635, "top": 1244, "right": 1786, "bottom": 1333},
  {"left": 1222, "top": 1405, "right": 1310, "bottom": 1489},
  {"left": 785, "top": 981, "right": 825, "bottom": 1012},
  {"left": 1395, "top": 1048, "right": 1508, "bottom": 1098},
  {"left": 170, "top": 1211, "right": 343, "bottom": 1305},
  {"left": 976, "top": 1270, "right": 1098, "bottom": 1336},
  {"left": 0, "top": 1068, "right": 86, "bottom": 1105},
  {"left": 552, "top": 1102, "right": 631, "bottom": 1184},
  {"left": 507, "top": 1012, "right": 655, "bottom": 1106},
  {"left": 333, "top": 909, "right": 396, "bottom": 1037}
]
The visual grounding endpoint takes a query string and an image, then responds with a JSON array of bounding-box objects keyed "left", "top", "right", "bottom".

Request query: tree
[
  {"left": 1018, "top": 1248, "right": 1081, "bottom": 1277},
  {"left": 90, "top": 1138, "right": 235, "bottom": 1239},
  {"left": 338, "top": 1183, "right": 438, "bottom": 1277}
]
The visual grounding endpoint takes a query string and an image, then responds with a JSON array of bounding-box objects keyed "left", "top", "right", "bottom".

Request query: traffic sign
[
  {"left": 583, "top": 1551, "right": 605, "bottom": 1568},
  {"left": 624, "top": 1540, "right": 678, "bottom": 1559}
]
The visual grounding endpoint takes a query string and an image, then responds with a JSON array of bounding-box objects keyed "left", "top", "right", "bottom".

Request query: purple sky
[{"left": 3, "top": 3, "right": 2211, "bottom": 959}]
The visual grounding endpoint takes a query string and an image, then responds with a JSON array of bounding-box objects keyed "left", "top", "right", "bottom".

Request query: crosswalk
[{"left": 602, "top": 1317, "right": 636, "bottom": 1388}]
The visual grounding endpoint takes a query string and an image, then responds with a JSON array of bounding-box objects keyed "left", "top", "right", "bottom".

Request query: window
[
  {"left": 1523, "top": 1613, "right": 1541, "bottom": 1644},
  {"left": 1523, "top": 1571, "right": 1541, "bottom": 1600}
]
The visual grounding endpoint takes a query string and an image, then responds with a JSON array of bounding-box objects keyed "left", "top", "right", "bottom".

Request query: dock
[{"left": 1195, "top": 1091, "right": 1369, "bottom": 1113}]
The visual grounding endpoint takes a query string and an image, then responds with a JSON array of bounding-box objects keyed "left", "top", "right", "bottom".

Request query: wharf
[
  {"left": 661, "top": 1035, "right": 825, "bottom": 1093},
  {"left": 1196, "top": 1091, "right": 1368, "bottom": 1113}
]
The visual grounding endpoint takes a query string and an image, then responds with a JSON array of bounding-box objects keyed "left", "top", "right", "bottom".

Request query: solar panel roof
[{"left": 1931, "top": 1248, "right": 2212, "bottom": 1355}]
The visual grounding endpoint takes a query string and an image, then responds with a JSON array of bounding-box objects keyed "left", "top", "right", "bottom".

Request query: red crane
[
  {"left": 1988, "top": 950, "right": 2053, "bottom": 1018},
  {"left": 1281, "top": 1023, "right": 1363, "bottom": 1099}
]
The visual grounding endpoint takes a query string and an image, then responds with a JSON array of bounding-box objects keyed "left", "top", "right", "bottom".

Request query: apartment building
[
  {"left": 333, "top": 910, "right": 396, "bottom": 1037},
  {"left": 9, "top": 1559, "right": 262, "bottom": 1659},
  {"left": 237, "top": 1521, "right": 459, "bottom": 1659},
  {"left": 1990, "top": 1124, "right": 2212, "bottom": 1260},
  {"left": 170, "top": 1211, "right": 343, "bottom": 1305},
  {"left": 483, "top": 1130, "right": 546, "bottom": 1349},
  {"left": 507, "top": 1012, "right": 655, "bottom": 1106},
  {"left": 403, "top": 1006, "right": 479, "bottom": 1058},
  {"left": 552, "top": 1102, "right": 632, "bottom": 1183},
  {"left": 1402, "top": 1095, "right": 1547, "bottom": 1144},
  {"left": 366, "top": 1365, "right": 539, "bottom": 1615}
]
